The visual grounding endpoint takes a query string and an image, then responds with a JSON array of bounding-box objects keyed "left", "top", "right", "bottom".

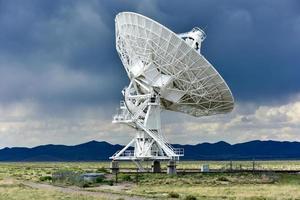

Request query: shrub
[
  {"left": 95, "top": 176, "right": 104, "bottom": 183},
  {"left": 105, "top": 179, "right": 114, "bottom": 186},
  {"left": 168, "top": 192, "right": 180, "bottom": 198},
  {"left": 119, "top": 174, "right": 131, "bottom": 181},
  {"left": 39, "top": 176, "right": 52, "bottom": 182},
  {"left": 96, "top": 167, "right": 108, "bottom": 173},
  {"left": 217, "top": 176, "right": 229, "bottom": 182},
  {"left": 184, "top": 195, "right": 197, "bottom": 200},
  {"left": 82, "top": 182, "right": 91, "bottom": 188}
]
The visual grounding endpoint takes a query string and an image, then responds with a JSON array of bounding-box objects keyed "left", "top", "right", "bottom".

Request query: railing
[
  {"left": 136, "top": 121, "right": 178, "bottom": 158},
  {"left": 113, "top": 114, "right": 130, "bottom": 122},
  {"left": 112, "top": 97, "right": 184, "bottom": 160},
  {"left": 120, "top": 100, "right": 126, "bottom": 109},
  {"left": 174, "top": 148, "right": 184, "bottom": 156},
  {"left": 149, "top": 129, "right": 177, "bottom": 156},
  {"left": 112, "top": 101, "right": 132, "bottom": 123},
  {"left": 112, "top": 150, "right": 134, "bottom": 157}
]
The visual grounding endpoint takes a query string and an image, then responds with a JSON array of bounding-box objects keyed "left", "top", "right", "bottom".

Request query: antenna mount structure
[{"left": 110, "top": 12, "right": 234, "bottom": 171}]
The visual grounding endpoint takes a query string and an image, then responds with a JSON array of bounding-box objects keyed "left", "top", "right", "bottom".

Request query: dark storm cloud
[
  {"left": 0, "top": 0, "right": 299, "bottom": 111},
  {"left": 0, "top": 0, "right": 127, "bottom": 110},
  {"left": 149, "top": 0, "right": 300, "bottom": 103}
]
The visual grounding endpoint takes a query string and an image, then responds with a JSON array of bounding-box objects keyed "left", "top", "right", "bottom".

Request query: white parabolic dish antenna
[{"left": 111, "top": 12, "right": 234, "bottom": 167}]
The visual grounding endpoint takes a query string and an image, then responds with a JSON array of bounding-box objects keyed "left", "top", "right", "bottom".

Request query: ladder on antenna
[{"left": 110, "top": 84, "right": 184, "bottom": 162}]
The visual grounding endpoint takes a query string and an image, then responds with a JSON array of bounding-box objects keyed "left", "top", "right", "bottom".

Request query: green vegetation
[
  {"left": 96, "top": 166, "right": 109, "bottom": 173},
  {"left": 126, "top": 172, "right": 300, "bottom": 199},
  {"left": 39, "top": 175, "right": 52, "bottom": 182},
  {"left": 184, "top": 195, "right": 197, "bottom": 200},
  {"left": 168, "top": 191, "right": 180, "bottom": 198},
  {"left": 118, "top": 173, "right": 132, "bottom": 181}
]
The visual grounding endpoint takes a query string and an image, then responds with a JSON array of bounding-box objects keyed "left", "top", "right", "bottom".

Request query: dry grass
[
  {"left": 0, "top": 178, "right": 108, "bottom": 200},
  {"left": 131, "top": 184, "right": 300, "bottom": 199},
  {"left": 129, "top": 173, "right": 300, "bottom": 199}
]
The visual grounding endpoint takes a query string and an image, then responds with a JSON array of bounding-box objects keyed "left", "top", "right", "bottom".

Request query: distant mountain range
[{"left": 1, "top": 140, "right": 300, "bottom": 161}]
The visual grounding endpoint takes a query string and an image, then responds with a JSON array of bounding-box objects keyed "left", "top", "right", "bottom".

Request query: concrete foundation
[
  {"left": 151, "top": 160, "right": 161, "bottom": 173},
  {"left": 110, "top": 160, "right": 119, "bottom": 174},
  {"left": 167, "top": 160, "right": 176, "bottom": 175}
]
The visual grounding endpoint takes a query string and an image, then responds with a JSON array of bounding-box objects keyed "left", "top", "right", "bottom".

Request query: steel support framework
[{"left": 110, "top": 80, "right": 184, "bottom": 166}]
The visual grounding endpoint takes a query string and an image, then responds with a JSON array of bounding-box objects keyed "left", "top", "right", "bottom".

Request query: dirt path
[{"left": 21, "top": 180, "right": 153, "bottom": 200}]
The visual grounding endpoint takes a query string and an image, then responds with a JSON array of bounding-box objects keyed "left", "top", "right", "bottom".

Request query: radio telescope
[{"left": 110, "top": 12, "right": 234, "bottom": 169}]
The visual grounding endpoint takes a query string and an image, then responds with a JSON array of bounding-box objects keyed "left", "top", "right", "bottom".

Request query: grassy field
[
  {"left": 1, "top": 161, "right": 300, "bottom": 199},
  {"left": 127, "top": 173, "right": 300, "bottom": 199},
  {"left": 0, "top": 179, "right": 107, "bottom": 200}
]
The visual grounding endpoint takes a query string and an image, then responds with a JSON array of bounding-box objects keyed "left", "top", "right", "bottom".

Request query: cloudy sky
[{"left": 0, "top": 0, "right": 300, "bottom": 148}]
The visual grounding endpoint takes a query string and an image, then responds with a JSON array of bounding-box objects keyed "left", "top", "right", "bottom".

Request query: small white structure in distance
[{"left": 200, "top": 164, "right": 210, "bottom": 172}]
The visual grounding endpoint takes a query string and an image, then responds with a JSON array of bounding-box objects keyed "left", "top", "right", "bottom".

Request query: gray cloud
[{"left": 161, "top": 97, "right": 300, "bottom": 145}]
